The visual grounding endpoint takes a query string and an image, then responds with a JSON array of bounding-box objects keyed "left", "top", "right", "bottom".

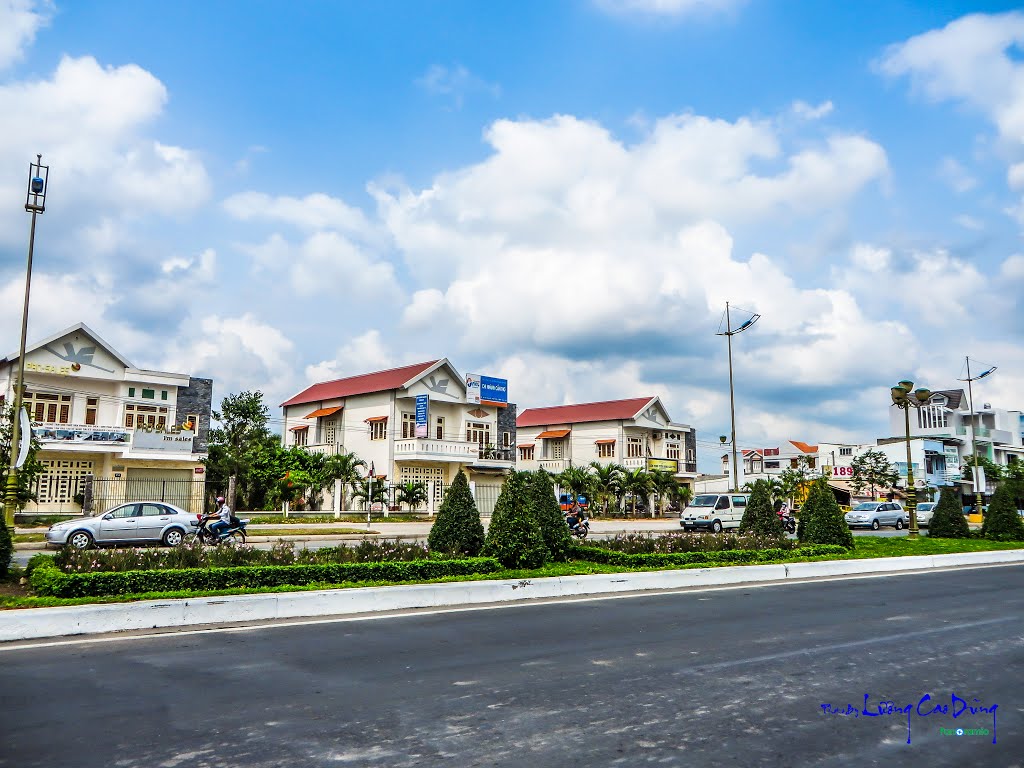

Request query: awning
[
  {"left": 595, "top": 439, "right": 616, "bottom": 445},
  {"left": 518, "top": 443, "right": 535, "bottom": 449},
  {"left": 305, "top": 406, "right": 342, "bottom": 419},
  {"left": 289, "top": 424, "right": 309, "bottom": 432},
  {"left": 365, "top": 416, "right": 388, "bottom": 423},
  {"left": 536, "top": 429, "right": 570, "bottom": 439}
]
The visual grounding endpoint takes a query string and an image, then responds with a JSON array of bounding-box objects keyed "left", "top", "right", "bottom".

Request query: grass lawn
[
  {"left": 2, "top": 536, "right": 1020, "bottom": 610},
  {"left": 12, "top": 534, "right": 44, "bottom": 544}
]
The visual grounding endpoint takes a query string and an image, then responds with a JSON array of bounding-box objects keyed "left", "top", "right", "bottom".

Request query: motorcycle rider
[
  {"left": 565, "top": 502, "right": 581, "bottom": 533},
  {"left": 208, "top": 496, "right": 232, "bottom": 540}
]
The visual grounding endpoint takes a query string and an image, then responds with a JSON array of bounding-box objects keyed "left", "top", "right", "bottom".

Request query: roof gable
[
  {"left": 281, "top": 360, "right": 443, "bottom": 407},
  {"left": 517, "top": 397, "right": 659, "bottom": 428},
  {"left": 5, "top": 322, "right": 134, "bottom": 369}
]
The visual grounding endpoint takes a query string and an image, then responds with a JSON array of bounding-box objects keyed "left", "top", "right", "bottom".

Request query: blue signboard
[
  {"left": 480, "top": 376, "right": 508, "bottom": 404},
  {"left": 415, "top": 394, "right": 428, "bottom": 438}
]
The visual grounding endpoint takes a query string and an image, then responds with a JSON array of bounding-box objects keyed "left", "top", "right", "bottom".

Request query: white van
[{"left": 680, "top": 493, "right": 750, "bottom": 533}]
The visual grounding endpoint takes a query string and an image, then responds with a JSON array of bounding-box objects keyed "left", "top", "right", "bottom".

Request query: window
[
  {"left": 124, "top": 404, "right": 168, "bottom": 429},
  {"left": 686, "top": 449, "right": 695, "bottom": 463},
  {"left": 790, "top": 458, "right": 798, "bottom": 468},
  {"left": 765, "top": 461, "right": 780, "bottom": 469},
  {"left": 139, "top": 504, "right": 166, "bottom": 517},
  {"left": 840, "top": 447, "right": 853, "bottom": 457},
  {"left": 732, "top": 496, "right": 747, "bottom": 508},
  {"left": 627, "top": 437, "right": 643, "bottom": 458},
  {"left": 715, "top": 497, "right": 730, "bottom": 510},
  {"left": 110, "top": 504, "right": 138, "bottom": 519},
  {"left": 323, "top": 419, "right": 336, "bottom": 445},
  {"left": 502, "top": 431, "right": 512, "bottom": 448},
  {"left": 369, "top": 419, "right": 388, "bottom": 440},
  {"left": 85, "top": 397, "right": 98, "bottom": 426},
  {"left": 141, "top": 389, "right": 155, "bottom": 399},
  {"left": 551, "top": 440, "right": 564, "bottom": 460},
  {"left": 917, "top": 405, "right": 948, "bottom": 430},
  {"left": 161, "top": 390, "right": 168, "bottom": 401},
  {"left": 185, "top": 414, "right": 200, "bottom": 431},
  {"left": 597, "top": 442, "right": 615, "bottom": 458},
  {"left": 666, "top": 442, "right": 680, "bottom": 460},
  {"left": 128, "top": 387, "right": 135, "bottom": 397},
  {"left": 466, "top": 421, "right": 490, "bottom": 446},
  {"left": 23, "top": 390, "right": 72, "bottom": 423},
  {"left": 435, "top": 417, "right": 445, "bottom": 441},
  {"left": 402, "top": 412, "right": 416, "bottom": 439},
  {"left": 763, "top": 448, "right": 780, "bottom": 456},
  {"left": 807, "top": 458, "right": 816, "bottom": 469},
  {"left": 293, "top": 428, "right": 307, "bottom": 447},
  {"left": 519, "top": 445, "right": 535, "bottom": 461}
]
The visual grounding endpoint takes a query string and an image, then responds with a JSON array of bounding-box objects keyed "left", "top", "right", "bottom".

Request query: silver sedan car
[
  {"left": 844, "top": 501, "right": 908, "bottom": 530},
  {"left": 913, "top": 502, "right": 936, "bottom": 527},
  {"left": 45, "top": 502, "right": 196, "bottom": 549}
]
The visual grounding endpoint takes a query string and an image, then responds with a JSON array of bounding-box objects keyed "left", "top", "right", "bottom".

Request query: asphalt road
[{"left": 1, "top": 565, "right": 1020, "bottom": 767}]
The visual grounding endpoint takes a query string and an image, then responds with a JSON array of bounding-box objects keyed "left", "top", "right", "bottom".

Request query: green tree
[
  {"left": 926, "top": 489, "right": 971, "bottom": 539},
  {"left": 621, "top": 468, "right": 652, "bottom": 516},
  {"left": 739, "top": 479, "right": 784, "bottom": 538},
  {"left": 981, "top": 483, "right": 1024, "bottom": 541},
  {"left": 396, "top": 481, "right": 428, "bottom": 511},
  {"left": 483, "top": 471, "right": 547, "bottom": 568},
  {"left": 648, "top": 469, "right": 678, "bottom": 516},
  {"left": 588, "top": 461, "right": 624, "bottom": 516},
  {"left": 778, "top": 466, "right": 811, "bottom": 510},
  {"left": 427, "top": 470, "right": 484, "bottom": 556},
  {"left": 206, "top": 391, "right": 275, "bottom": 509},
  {"left": 527, "top": 470, "right": 572, "bottom": 561},
  {"left": 350, "top": 476, "right": 387, "bottom": 510},
  {"left": 557, "top": 465, "right": 594, "bottom": 507},
  {"left": 799, "top": 477, "right": 854, "bottom": 548},
  {"left": 960, "top": 454, "right": 1004, "bottom": 485},
  {"left": 325, "top": 452, "right": 367, "bottom": 511},
  {"left": 850, "top": 449, "right": 899, "bottom": 500}
]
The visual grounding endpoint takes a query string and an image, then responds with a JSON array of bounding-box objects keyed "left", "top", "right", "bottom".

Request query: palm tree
[
  {"left": 648, "top": 469, "right": 678, "bottom": 517},
  {"left": 671, "top": 483, "right": 693, "bottom": 511},
  {"left": 621, "top": 468, "right": 652, "bottom": 516},
  {"left": 350, "top": 477, "right": 387, "bottom": 510},
  {"left": 588, "top": 462, "right": 624, "bottom": 517},
  {"left": 325, "top": 452, "right": 366, "bottom": 512},
  {"left": 395, "top": 481, "right": 428, "bottom": 512},
  {"left": 557, "top": 465, "right": 593, "bottom": 508}
]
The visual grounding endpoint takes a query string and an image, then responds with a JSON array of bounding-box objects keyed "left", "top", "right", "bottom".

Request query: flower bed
[
  {"left": 569, "top": 543, "right": 849, "bottom": 567},
  {"left": 592, "top": 532, "right": 800, "bottom": 554}
]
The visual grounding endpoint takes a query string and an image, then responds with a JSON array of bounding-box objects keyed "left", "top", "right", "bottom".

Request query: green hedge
[
  {"left": 568, "top": 543, "right": 848, "bottom": 567},
  {"left": 31, "top": 557, "right": 501, "bottom": 598}
]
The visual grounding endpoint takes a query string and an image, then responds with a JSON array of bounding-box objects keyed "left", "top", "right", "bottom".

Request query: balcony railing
[
  {"left": 395, "top": 438, "right": 478, "bottom": 463},
  {"left": 622, "top": 456, "right": 647, "bottom": 469},
  {"left": 303, "top": 442, "right": 346, "bottom": 456},
  {"left": 539, "top": 459, "right": 569, "bottom": 473}
]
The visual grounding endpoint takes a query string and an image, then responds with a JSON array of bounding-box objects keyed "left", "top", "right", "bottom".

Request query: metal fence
[{"left": 84, "top": 477, "right": 213, "bottom": 515}]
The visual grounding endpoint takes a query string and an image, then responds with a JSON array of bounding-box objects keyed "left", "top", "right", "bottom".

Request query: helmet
[{"left": 216, "top": 496, "right": 225, "bottom": 503}]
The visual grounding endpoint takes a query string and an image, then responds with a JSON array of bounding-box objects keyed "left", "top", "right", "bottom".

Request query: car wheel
[
  {"left": 67, "top": 530, "right": 94, "bottom": 550},
  {"left": 895, "top": 518, "right": 904, "bottom": 530},
  {"left": 162, "top": 528, "right": 186, "bottom": 547},
  {"left": 871, "top": 519, "right": 880, "bottom": 531},
  {"left": 712, "top": 520, "right": 723, "bottom": 534}
]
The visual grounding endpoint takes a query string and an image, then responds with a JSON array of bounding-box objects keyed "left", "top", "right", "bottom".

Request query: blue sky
[{"left": 1, "top": 0, "right": 1023, "bottom": 470}]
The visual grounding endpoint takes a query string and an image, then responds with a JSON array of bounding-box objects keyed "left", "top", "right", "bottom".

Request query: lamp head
[
  {"left": 30, "top": 176, "right": 44, "bottom": 195},
  {"left": 898, "top": 380, "right": 914, "bottom": 393},
  {"left": 891, "top": 386, "right": 909, "bottom": 404},
  {"left": 914, "top": 388, "right": 932, "bottom": 403},
  {"left": 719, "top": 435, "right": 727, "bottom": 444}
]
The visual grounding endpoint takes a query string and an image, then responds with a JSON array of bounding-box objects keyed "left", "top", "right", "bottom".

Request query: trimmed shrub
[
  {"left": 799, "top": 478, "right": 854, "bottom": 549},
  {"left": 30, "top": 557, "right": 501, "bottom": 598},
  {"left": 483, "top": 472, "right": 547, "bottom": 569},
  {"left": 981, "top": 484, "right": 1024, "bottom": 541},
  {"left": 427, "top": 470, "right": 485, "bottom": 556},
  {"left": 926, "top": 491, "right": 971, "bottom": 539},
  {"left": 526, "top": 471, "right": 572, "bottom": 561},
  {"left": 0, "top": 519, "right": 12, "bottom": 579},
  {"left": 569, "top": 543, "right": 847, "bottom": 568},
  {"left": 594, "top": 532, "right": 797, "bottom": 554},
  {"left": 739, "top": 480, "right": 785, "bottom": 539}
]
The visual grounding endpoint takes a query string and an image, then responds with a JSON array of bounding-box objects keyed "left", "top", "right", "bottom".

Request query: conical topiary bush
[
  {"left": 483, "top": 471, "right": 548, "bottom": 568},
  {"left": 427, "top": 470, "right": 485, "bottom": 556},
  {"left": 925, "top": 490, "right": 971, "bottom": 539},
  {"left": 526, "top": 470, "right": 572, "bottom": 561},
  {"left": 799, "top": 478, "right": 854, "bottom": 549},
  {"left": 981, "top": 484, "right": 1024, "bottom": 541},
  {"left": 739, "top": 479, "right": 784, "bottom": 538}
]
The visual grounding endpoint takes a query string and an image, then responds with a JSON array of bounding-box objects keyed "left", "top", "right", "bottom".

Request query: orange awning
[
  {"left": 594, "top": 439, "right": 616, "bottom": 445},
  {"left": 305, "top": 406, "right": 342, "bottom": 419},
  {"left": 365, "top": 416, "right": 388, "bottom": 423},
  {"left": 518, "top": 443, "right": 535, "bottom": 449},
  {"left": 289, "top": 424, "right": 309, "bottom": 431},
  {"left": 536, "top": 429, "right": 570, "bottom": 439}
]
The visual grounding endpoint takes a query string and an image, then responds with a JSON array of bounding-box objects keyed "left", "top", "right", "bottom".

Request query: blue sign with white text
[
  {"left": 479, "top": 376, "right": 508, "bottom": 404},
  {"left": 415, "top": 394, "right": 428, "bottom": 438}
]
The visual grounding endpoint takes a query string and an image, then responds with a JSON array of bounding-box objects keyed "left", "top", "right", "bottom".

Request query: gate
[{"left": 84, "top": 477, "right": 212, "bottom": 515}]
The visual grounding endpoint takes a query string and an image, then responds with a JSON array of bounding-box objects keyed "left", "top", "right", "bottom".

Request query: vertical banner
[{"left": 415, "top": 394, "right": 429, "bottom": 438}]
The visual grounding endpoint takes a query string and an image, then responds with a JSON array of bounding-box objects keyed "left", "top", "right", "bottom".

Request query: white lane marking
[{"left": 1, "top": 561, "right": 1021, "bottom": 653}]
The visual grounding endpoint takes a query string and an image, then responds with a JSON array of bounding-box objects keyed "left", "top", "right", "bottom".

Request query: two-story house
[
  {"left": 0, "top": 323, "right": 212, "bottom": 514},
  {"left": 515, "top": 397, "right": 698, "bottom": 490},
  {"left": 280, "top": 359, "right": 515, "bottom": 509}
]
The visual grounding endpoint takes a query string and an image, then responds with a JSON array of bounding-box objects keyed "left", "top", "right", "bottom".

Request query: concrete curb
[{"left": 3, "top": 549, "right": 1023, "bottom": 642}]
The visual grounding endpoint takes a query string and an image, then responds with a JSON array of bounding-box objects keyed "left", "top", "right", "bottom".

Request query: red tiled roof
[
  {"left": 517, "top": 397, "right": 655, "bottom": 428},
  {"left": 281, "top": 360, "right": 441, "bottom": 407},
  {"left": 536, "top": 429, "right": 571, "bottom": 439},
  {"left": 790, "top": 440, "right": 818, "bottom": 454},
  {"left": 305, "top": 406, "right": 342, "bottom": 419}
]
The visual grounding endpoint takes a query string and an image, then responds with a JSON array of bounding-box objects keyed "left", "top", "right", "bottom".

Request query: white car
[
  {"left": 913, "top": 502, "right": 936, "bottom": 527},
  {"left": 844, "top": 501, "right": 908, "bottom": 530},
  {"left": 45, "top": 502, "right": 195, "bottom": 549}
]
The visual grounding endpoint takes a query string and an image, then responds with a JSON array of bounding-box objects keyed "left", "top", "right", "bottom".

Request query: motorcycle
[
  {"left": 568, "top": 517, "right": 590, "bottom": 539},
  {"left": 184, "top": 515, "right": 249, "bottom": 546},
  {"left": 778, "top": 512, "right": 797, "bottom": 535}
]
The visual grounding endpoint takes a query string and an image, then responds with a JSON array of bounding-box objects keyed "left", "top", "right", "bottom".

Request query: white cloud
[
  {"left": 791, "top": 100, "right": 834, "bottom": 120},
  {"left": 594, "top": 0, "right": 744, "bottom": 18},
  {"left": 1008, "top": 162, "right": 1024, "bottom": 190},
  {"left": 938, "top": 156, "right": 977, "bottom": 193},
  {"left": 0, "top": 0, "right": 51, "bottom": 70},
  {"left": 160, "top": 248, "right": 216, "bottom": 282},
  {"left": 0, "top": 271, "right": 116, "bottom": 345},
  {"left": 304, "top": 330, "right": 396, "bottom": 385},
  {"left": 223, "top": 191, "right": 374, "bottom": 238},
  {"left": 849, "top": 243, "right": 891, "bottom": 272},
  {"left": 1001, "top": 254, "right": 1024, "bottom": 280},
  {"left": 954, "top": 214, "right": 984, "bottom": 231},
  {"left": 415, "top": 64, "right": 500, "bottom": 108}
]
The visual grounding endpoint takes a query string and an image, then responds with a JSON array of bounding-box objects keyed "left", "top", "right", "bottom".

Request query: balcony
[
  {"left": 622, "top": 456, "right": 646, "bottom": 469},
  {"left": 303, "top": 443, "right": 346, "bottom": 456},
  {"left": 395, "top": 438, "right": 478, "bottom": 463},
  {"left": 539, "top": 459, "right": 569, "bottom": 473},
  {"left": 475, "top": 446, "right": 515, "bottom": 470}
]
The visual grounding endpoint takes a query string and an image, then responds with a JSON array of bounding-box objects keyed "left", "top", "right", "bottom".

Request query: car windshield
[
  {"left": 690, "top": 495, "right": 719, "bottom": 507},
  {"left": 851, "top": 503, "right": 879, "bottom": 511},
  {"left": 917, "top": 503, "right": 934, "bottom": 511}
]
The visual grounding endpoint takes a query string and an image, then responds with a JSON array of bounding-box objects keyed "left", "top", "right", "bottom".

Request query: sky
[{"left": 1, "top": 0, "right": 1023, "bottom": 472}]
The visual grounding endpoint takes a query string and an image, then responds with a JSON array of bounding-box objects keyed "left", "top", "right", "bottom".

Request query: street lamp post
[
  {"left": 958, "top": 358, "right": 996, "bottom": 522},
  {"left": 890, "top": 380, "right": 932, "bottom": 540},
  {"left": 3, "top": 155, "right": 49, "bottom": 526},
  {"left": 717, "top": 303, "right": 760, "bottom": 492}
]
